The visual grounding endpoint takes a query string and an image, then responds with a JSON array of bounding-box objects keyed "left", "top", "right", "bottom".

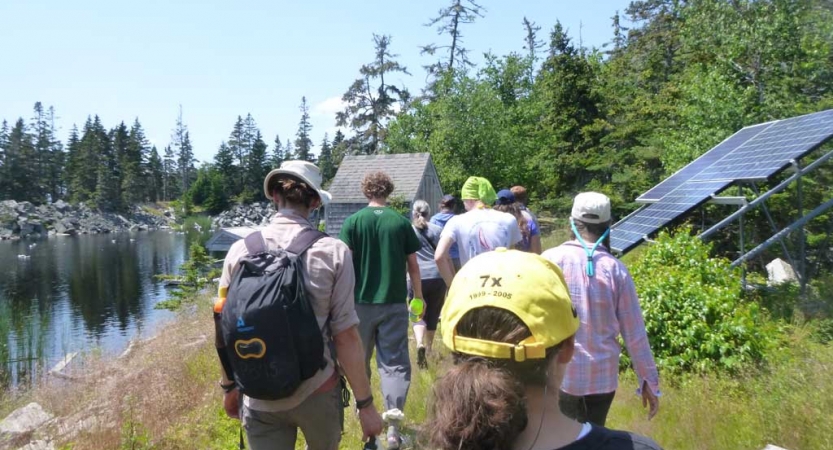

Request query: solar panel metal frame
[{"left": 612, "top": 109, "right": 833, "bottom": 254}]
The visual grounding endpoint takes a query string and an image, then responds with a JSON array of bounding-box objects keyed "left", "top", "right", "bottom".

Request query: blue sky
[{"left": 0, "top": 0, "right": 632, "bottom": 163}]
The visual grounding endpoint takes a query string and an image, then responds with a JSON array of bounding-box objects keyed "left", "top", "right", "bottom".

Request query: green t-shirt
[{"left": 339, "top": 206, "right": 421, "bottom": 304}]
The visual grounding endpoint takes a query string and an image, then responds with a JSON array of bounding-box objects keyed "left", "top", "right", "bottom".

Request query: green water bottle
[{"left": 408, "top": 298, "right": 424, "bottom": 323}]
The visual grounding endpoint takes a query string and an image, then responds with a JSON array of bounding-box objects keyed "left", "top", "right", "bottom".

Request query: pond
[{"left": 0, "top": 231, "right": 194, "bottom": 389}]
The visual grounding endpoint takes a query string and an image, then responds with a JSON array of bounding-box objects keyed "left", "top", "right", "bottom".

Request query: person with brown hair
[
  {"left": 542, "top": 192, "right": 660, "bottom": 427},
  {"left": 426, "top": 249, "right": 663, "bottom": 450},
  {"left": 338, "top": 171, "right": 423, "bottom": 449},
  {"left": 215, "top": 161, "right": 382, "bottom": 449}
]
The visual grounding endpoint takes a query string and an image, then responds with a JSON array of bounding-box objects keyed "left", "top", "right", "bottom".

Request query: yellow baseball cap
[{"left": 441, "top": 248, "right": 579, "bottom": 362}]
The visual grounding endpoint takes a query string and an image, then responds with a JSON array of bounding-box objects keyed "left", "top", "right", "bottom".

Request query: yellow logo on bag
[{"left": 234, "top": 338, "right": 267, "bottom": 359}]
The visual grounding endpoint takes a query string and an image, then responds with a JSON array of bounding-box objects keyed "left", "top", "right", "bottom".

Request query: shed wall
[{"left": 325, "top": 202, "right": 367, "bottom": 236}]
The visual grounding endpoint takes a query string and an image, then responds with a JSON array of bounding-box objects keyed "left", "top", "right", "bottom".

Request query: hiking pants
[
  {"left": 241, "top": 386, "right": 342, "bottom": 450},
  {"left": 356, "top": 303, "right": 411, "bottom": 411},
  {"left": 559, "top": 390, "right": 617, "bottom": 426}
]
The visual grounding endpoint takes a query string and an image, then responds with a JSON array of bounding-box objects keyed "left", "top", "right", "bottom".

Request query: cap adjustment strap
[{"left": 452, "top": 335, "right": 547, "bottom": 362}]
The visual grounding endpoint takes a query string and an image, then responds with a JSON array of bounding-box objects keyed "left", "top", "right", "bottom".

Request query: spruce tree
[
  {"left": 0, "top": 120, "right": 10, "bottom": 199},
  {"left": 284, "top": 139, "right": 294, "bottom": 161},
  {"left": 4, "top": 119, "right": 37, "bottom": 201},
  {"left": 162, "top": 145, "right": 179, "bottom": 201},
  {"left": 421, "top": 0, "right": 486, "bottom": 77},
  {"left": 331, "top": 130, "right": 349, "bottom": 170},
  {"left": 171, "top": 107, "right": 195, "bottom": 194},
  {"left": 64, "top": 125, "right": 83, "bottom": 201},
  {"left": 227, "top": 116, "right": 246, "bottom": 194},
  {"left": 213, "top": 141, "right": 236, "bottom": 199},
  {"left": 337, "top": 35, "right": 411, "bottom": 154},
  {"left": 294, "top": 97, "right": 314, "bottom": 162},
  {"left": 93, "top": 121, "right": 122, "bottom": 211},
  {"left": 247, "top": 131, "right": 269, "bottom": 198},
  {"left": 271, "top": 134, "right": 284, "bottom": 169},
  {"left": 30, "top": 102, "right": 54, "bottom": 202},
  {"left": 318, "top": 134, "right": 335, "bottom": 185},
  {"left": 124, "top": 119, "right": 149, "bottom": 205},
  {"left": 146, "top": 145, "right": 164, "bottom": 202},
  {"left": 46, "top": 106, "right": 64, "bottom": 201}
]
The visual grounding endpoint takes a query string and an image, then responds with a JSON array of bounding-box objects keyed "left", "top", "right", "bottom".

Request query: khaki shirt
[{"left": 218, "top": 210, "right": 359, "bottom": 412}]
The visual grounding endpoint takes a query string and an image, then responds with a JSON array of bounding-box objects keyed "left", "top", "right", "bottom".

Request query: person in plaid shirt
[{"left": 542, "top": 192, "right": 660, "bottom": 426}]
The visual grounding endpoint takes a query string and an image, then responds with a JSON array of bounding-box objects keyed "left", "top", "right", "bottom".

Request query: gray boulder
[
  {"left": 0, "top": 402, "right": 53, "bottom": 435},
  {"left": 52, "top": 200, "right": 69, "bottom": 213}
]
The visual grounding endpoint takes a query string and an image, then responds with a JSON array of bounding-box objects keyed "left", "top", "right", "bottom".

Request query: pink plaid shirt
[{"left": 542, "top": 241, "right": 660, "bottom": 396}]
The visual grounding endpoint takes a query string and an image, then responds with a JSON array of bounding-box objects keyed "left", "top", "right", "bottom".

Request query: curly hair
[{"left": 361, "top": 171, "right": 395, "bottom": 200}]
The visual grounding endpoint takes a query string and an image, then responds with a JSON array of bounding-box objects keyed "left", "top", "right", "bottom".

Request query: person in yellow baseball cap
[{"left": 425, "top": 249, "right": 664, "bottom": 450}]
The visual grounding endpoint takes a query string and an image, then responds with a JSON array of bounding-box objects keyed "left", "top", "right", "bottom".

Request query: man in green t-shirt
[{"left": 339, "top": 171, "right": 423, "bottom": 449}]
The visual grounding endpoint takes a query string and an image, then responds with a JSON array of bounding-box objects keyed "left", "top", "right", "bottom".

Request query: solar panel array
[{"left": 611, "top": 109, "right": 833, "bottom": 254}]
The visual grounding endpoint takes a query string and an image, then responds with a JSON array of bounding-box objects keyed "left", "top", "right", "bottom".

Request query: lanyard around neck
[{"left": 570, "top": 218, "right": 609, "bottom": 277}]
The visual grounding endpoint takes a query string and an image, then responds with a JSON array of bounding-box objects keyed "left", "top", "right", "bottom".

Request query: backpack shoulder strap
[
  {"left": 243, "top": 231, "right": 267, "bottom": 255},
  {"left": 286, "top": 228, "right": 328, "bottom": 256}
]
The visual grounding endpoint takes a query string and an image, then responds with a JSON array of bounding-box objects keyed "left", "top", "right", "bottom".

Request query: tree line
[{"left": 0, "top": 96, "right": 343, "bottom": 214}]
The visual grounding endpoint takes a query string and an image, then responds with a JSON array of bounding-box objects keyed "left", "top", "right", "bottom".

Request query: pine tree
[
  {"left": 30, "top": 102, "right": 54, "bottom": 203},
  {"left": 318, "top": 133, "right": 335, "bottom": 185},
  {"left": 247, "top": 131, "right": 269, "bottom": 198},
  {"left": 146, "top": 145, "right": 163, "bottom": 202},
  {"left": 271, "top": 134, "right": 284, "bottom": 169},
  {"left": 294, "top": 97, "right": 314, "bottom": 162},
  {"left": 69, "top": 117, "right": 106, "bottom": 203},
  {"left": 337, "top": 34, "right": 411, "bottom": 154}
]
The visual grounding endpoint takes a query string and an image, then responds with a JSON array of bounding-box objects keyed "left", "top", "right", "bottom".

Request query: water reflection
[{"left": 0, "top": 231, "right": 189, "bottom": 389}]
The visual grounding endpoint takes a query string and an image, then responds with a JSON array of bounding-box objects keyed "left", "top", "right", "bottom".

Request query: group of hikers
[{"left": 213, "top": 159, "right": 662, "bottom": 450}]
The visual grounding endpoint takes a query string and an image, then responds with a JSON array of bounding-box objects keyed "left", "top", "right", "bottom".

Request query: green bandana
[{"left": 461, "top": 176, "right": 497, "bottom": 205}]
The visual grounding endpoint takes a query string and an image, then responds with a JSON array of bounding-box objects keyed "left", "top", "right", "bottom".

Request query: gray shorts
[{"left": 242, "top": 386, "right": 343, "bottom": 450}]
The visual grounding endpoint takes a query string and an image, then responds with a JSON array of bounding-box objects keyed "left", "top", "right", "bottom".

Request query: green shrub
[{"left": 631, "top": 228, "right": 781, "bottom": 373}]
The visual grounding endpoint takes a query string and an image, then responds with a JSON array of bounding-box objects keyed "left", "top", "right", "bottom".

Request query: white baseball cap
[
  {"left": 263, "top": 160, "right": 332, "bottom": 205},
  {"left": 571, "top": 192, "right": 611, "bottom": 224}
]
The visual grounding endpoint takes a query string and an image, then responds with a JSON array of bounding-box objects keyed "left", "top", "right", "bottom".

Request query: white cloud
[{"left": 312, "top": 96, "right": 345, "bottom": 117}]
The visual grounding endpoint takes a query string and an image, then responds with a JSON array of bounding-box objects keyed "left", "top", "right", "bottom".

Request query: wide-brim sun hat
[
  {"left": 263, "top": 160, "right": 332, "bottom": 205},
  {"left": 441, "top": 248, "right": 579, "bottom": 362}
]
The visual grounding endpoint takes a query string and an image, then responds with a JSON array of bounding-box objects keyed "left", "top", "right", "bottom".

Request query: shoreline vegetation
[{"left": 1, "top": 231, "right": 831, "bottom": 450}]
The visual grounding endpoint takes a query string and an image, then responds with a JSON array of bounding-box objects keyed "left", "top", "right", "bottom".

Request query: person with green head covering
[{"left": 433, "top": 176, "right": 522, "bottom": 287}]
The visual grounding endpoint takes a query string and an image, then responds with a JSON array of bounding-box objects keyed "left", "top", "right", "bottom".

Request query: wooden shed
[{"left": 325, "top": 153, "right": 443, "bottom": 236}]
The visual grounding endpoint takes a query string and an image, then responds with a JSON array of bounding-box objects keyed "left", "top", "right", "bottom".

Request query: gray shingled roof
[{"left": 328, "top": 153, "right": 432, "bottom": 203}]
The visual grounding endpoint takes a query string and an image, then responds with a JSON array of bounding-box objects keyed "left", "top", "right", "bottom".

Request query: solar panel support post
[
  {"left": 731, "top": 196, "right": 833, "bottom": 268},
  {"left": 738, "top": 184, "right": 746, "bottom": 286},
  {"left": 700, "top": 147, "right": 833, "bottom": 241},
  {"left": 748, "top": 183, "right": 801, "bottom": 284},
  {"left": 795, "top": 160, "right": 807, "bottom": 295}
]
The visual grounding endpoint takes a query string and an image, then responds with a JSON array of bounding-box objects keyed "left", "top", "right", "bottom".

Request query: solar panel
[
  {"left": 637, "top": 123, "right": 771, "bottom": 202},
  {"left": 693, "top": 109, "right": 833, "bottom": 181},
  {"left": 612, "top": 180, "right": 731, "bottom": 253},
  {"left": 612, "top": 109, "right": 833, "bottom": 254}
]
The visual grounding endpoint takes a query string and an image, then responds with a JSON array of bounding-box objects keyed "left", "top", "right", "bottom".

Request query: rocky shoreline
[
  {"left": 0, "top": 200, "right": 175, "bottom": 240},
  {"left": 211, "top": 201, "right": 275, "bottom": 228}
]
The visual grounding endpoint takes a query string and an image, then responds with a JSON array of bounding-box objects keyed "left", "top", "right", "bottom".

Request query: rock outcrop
[
  {"left": 212, "top": 202, "right": 275, "bottom": 228},
  {"left": 0, "top": 200, "right": 174, "bottom": 240}
]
